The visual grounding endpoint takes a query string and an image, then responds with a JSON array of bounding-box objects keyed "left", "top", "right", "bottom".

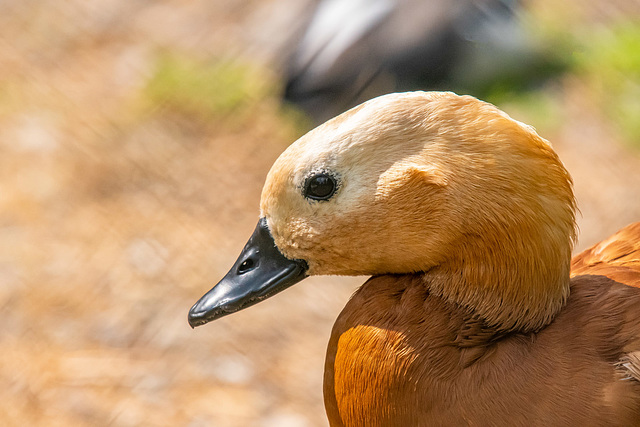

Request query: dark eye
[{"left": 304, "top": 173, "right": 337, "bottom": 201}]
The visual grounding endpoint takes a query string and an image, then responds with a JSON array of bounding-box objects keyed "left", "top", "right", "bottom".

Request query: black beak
[{"left": 188, "top": 218, "right": 309, "bottom": 328}]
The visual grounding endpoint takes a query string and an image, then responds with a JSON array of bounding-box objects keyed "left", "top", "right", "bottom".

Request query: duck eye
[{"left": 304, "top": 173, "right": 337, "bottom": 201}]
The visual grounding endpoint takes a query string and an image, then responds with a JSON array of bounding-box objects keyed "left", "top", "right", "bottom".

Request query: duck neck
[{"left": 423, "top": 230, "right": 572, "bottom": 333}]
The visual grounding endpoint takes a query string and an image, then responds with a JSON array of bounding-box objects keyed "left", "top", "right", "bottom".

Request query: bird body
[
  {"left": 325, "top": 250, "right": 640, "bottom": 426},
  {"left": 189, "top": 92, "right": 640, "bottom": 425}
]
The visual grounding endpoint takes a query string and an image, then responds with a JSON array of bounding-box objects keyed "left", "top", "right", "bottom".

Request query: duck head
[{"left": 189, "top": 92, "right": 576, "bottom": 332}]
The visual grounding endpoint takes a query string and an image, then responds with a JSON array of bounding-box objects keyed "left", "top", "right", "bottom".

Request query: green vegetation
[
  {"left": 480, "top": 18, "right": 640, "bottom": 148},
  {"left": 140, "top": 52, "right": 312, "bottom": 136},
  {"left": 143, "top": 53, "right": 275, "bottom": 121},
  {"left": 574, "top": 21, "right": 640, "bottom": 146}
]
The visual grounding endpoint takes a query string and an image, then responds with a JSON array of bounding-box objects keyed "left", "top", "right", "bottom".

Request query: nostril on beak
[{"left": 237, "top": 258, "right": 256, "bottom": 274}]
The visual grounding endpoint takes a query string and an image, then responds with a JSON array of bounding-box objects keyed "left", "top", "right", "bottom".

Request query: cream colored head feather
[{"left": 261, "top": 91, "right": 576, "bottom": 332}]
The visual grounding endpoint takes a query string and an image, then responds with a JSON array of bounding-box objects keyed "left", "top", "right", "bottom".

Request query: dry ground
[{"left": 0, "top": 1, "right": 639, "bottom": 426}]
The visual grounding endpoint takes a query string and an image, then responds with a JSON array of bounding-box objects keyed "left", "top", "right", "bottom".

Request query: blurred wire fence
[{"left": 0, "top": 0, "right": 638, "bottom": 426}]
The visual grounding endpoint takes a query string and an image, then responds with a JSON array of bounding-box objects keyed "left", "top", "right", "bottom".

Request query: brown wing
[
  {"left": 572, "top": 222, "right": 640, "bottom": 288},
  {"left": 571, "top": 222, "right": 640, "bottom": 385}
]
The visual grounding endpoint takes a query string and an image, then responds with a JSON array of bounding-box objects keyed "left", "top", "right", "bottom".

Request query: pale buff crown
[{"left": 260, "top": 91, "right": 576, "bottom": 332}]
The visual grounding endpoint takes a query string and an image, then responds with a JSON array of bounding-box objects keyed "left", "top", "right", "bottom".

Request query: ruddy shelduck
[{"left": 189, "top": 92, "right": 640, "bottom": 426}]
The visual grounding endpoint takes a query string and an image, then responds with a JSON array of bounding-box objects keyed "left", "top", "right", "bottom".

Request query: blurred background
[{"left": 1, "top": 0, "right": 639, "bottom": 425}]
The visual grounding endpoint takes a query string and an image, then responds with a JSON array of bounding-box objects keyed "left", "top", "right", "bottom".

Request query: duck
[
  {"left": 283, "top": 0, "right": 557, "bottom": 124},
  {"left": 188, "top": 91, "right": 640, "bottom": 426}
]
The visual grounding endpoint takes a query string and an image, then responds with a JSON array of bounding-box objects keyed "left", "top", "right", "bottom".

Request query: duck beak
[{"left": 188, "top": 218, "right": 309, "bottom": 328}]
